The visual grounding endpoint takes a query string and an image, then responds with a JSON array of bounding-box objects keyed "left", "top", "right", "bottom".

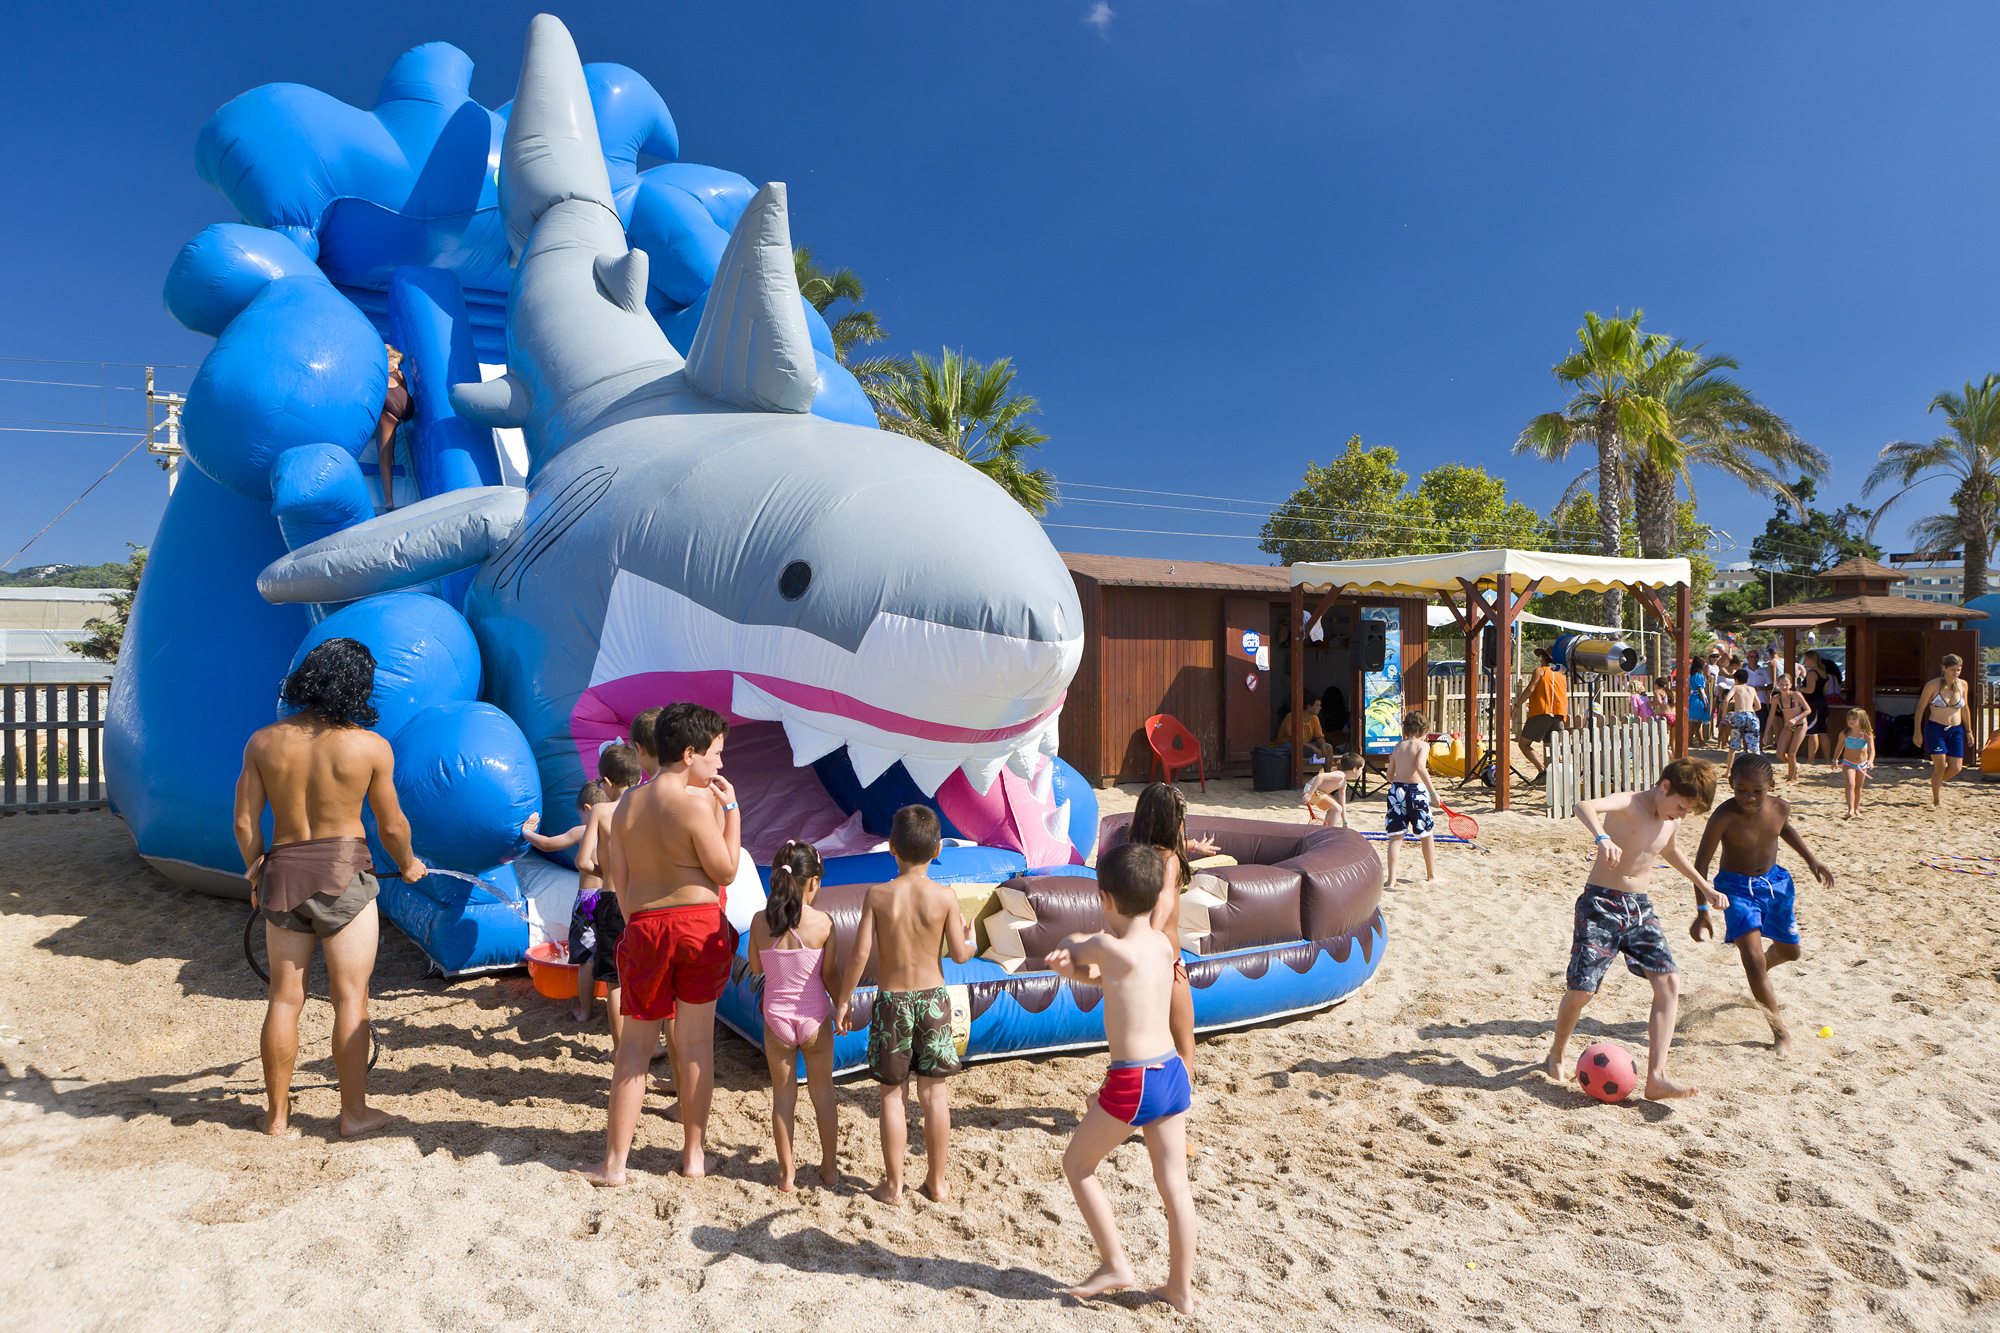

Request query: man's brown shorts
[
  {"left": 1521, "top": 713, "right": 1563, "bottom": 744},
  {"left": 261, "top": 871, "right": 380, "bottom": 938}
]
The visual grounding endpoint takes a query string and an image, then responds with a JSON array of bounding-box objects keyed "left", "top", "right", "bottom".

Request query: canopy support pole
[
  {"left": 1674, "top": 581, "right": 1690, "bottom": 758},
  {"left": 1452, "top": 579, "right": 1492, "bottom": 786},
  {"left": 1496, "top": 572, "right": 1514, "bottom": 811},
  {"left": 1290, "top": 584, "right": 1304, "bottom": 789}
]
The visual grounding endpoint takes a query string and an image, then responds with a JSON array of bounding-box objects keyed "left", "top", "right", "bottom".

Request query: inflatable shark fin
[
  {"left": 683, "top": 182, "right": 818, "bottom": 414},
  {"left": 502, "top": 15, "right": 619, "bottom": 265},
  {"left": 449, "top": 373, "right": 531, "bottom": 429},
  {"left": 594, "top": 249, "right": 650, "bottom": 316},
  {"left": 257, "top": 486, "right": 527, "bottom": 605}
]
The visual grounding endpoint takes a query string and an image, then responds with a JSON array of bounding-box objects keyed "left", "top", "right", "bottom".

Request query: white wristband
[{"left": 722, "top": 801, "right": 738, "bottom": 812}]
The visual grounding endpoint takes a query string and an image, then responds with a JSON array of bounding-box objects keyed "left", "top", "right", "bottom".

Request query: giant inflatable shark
[{"left": 254, "top": 16, "right": 1088, "bottom": 874}]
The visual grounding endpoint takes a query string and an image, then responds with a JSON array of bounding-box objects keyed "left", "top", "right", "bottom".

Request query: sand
[{"left": 4, "top": 755, "right": 2000, "bottom": 1331}]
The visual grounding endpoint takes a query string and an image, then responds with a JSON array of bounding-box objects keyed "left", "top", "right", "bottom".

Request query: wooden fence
[
  {"left": 2, "top": 683, "right": 111, "bottom": 814},
  {"left": 1542, "top": 717, "right": 1673, "bottom": 817},
  {"left": 1425, "top": 672, "right": 1644, "bottom": 739}
]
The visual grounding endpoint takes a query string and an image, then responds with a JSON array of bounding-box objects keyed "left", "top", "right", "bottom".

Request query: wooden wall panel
[
  {"left": 1400, "top": 598, "right": 1429, "bottom": 713},
  {"left": 1102, "top": 587, "right": 1226, "bottom": 782},
  {"left": 1056, "top": 574, "right": 1104, "bottom": 781}
]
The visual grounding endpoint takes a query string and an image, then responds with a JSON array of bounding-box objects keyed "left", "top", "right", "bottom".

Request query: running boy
[
  {"left": 1723, "top": 669, "right": 1761, "bottom": 754},
  {"left": 524, "top": 744, "right": 641, "bottom": 1033},
  {"left": 832, "top": 805, "right": 976, "bottom": 1204},
  {"left": 1302, "top": 750, "right": 1365, "bottom": 827},
  {"left": 1692, "top": 752, "right": 1834, "bottom": 1057},
  {"left": 1044, "top": 842, "right": 1198, "bottom": 1315},
  {"left": 1544, "top": 757, "right": 1722, "bottom": 1100},
  {"left": 1383, "top": 712, "right": 1438, "bottom": 885}
]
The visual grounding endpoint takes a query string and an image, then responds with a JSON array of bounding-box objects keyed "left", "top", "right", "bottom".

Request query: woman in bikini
[
  {"left": 747, "top": 840, "right": 840, "bottom": 1191},
  {"left": 1914, "top": 654, "right": 1972, "bottom": 808}
]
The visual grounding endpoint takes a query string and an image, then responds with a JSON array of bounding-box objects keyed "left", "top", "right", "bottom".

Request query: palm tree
[
  {"left": 875, "top": 348, "right": 1057, "bottom": 515},
  {"left": 1627, "top": 343, "right": 1827, "bottom": 562},
  {"left": 792, "top": 247, "right": 886, "bottom": 363},
  {"left": 1515, "top": 310, "right": 1675, "bottom": 623},
  {"left": 1864, "top": 374, "right": 2000, "bottom": 601}
]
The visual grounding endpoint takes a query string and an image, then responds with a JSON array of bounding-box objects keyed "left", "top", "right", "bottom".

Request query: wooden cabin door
[{"left": 1223, "top": 597, "right": 1269, "bottom": 762}]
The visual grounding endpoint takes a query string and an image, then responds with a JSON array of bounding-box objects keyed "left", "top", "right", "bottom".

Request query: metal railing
[{"left": 2, "top": 683, "right": 110, "bottom": 814}]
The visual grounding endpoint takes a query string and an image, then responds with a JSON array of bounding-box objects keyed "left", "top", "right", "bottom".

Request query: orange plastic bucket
[{"left": 526, "top": 941, "right": 609, "bottom": 1000}]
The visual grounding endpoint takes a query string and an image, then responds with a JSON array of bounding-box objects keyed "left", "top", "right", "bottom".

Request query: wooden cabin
[
  {"left": 1057, "top": 553, "right": 1430, "bottom": 784},
  {"left": 1746, "top": 556, "right": 1987, "bottom": 755}
]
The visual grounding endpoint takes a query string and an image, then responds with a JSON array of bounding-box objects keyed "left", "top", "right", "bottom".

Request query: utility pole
[{"left": 144, "top": 367, "right": 186, "bottom": 494}]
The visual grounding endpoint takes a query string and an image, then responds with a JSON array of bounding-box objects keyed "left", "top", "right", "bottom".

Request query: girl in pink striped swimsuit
[{"left": 748, "top": 840, "right": 841, "bottom": 1191}]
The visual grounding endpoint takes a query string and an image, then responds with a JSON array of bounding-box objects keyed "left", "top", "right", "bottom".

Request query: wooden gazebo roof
[{"left": 1746, "top": 555, "right": 1987, "bottom": 623}]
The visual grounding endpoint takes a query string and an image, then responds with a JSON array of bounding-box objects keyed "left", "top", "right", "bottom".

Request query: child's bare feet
[
  {"left": 1644, "top": 1075, "right": 1699, "bottom": 1100},
  {"left": 776, "top": 1174, "right": 796, "bottom": 1193},
  {"left": 337, "top": 1108, "right": 403, "bottom": 1139},
  {"left": 869, "top": 1181, "right": 903, "bottom": 1205},
  {"left": 1147, "top": 1282, "right": 1199, "bottom": 1315},
  {"left": 819, "top": 1159, "right": 839, "bottom": 1188},
  {"left": 681, "top": 1146, "right": 707, "bottom": 1179},
  {"left": 922, "top": 1179, "right": 949, "bottom": 1203},
  {"left": 571, "top": 1163, "right": 627, "bottom": 1188},
  {"left": 1771, "top": 1024, "right": 1793, "bottom": 1058},
  {"left": 1542, "top": 1051, "right": 1566, "bottom": 1082},
  {"left": 258, "top": 1109, "right": 299, "bottom": 1138},
  {"left": 1065, "top": 1263, "right": 1135, "bottom": 1300}
]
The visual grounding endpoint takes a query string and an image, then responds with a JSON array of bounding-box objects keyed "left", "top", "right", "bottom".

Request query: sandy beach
[{"left": 4, "top": 755, "right": 2000, "bottom": 1331}]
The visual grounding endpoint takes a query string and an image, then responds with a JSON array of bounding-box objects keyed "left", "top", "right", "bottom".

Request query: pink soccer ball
[{"left": 1575, "top": 1042, "right": 1639, "bottom": 1103}]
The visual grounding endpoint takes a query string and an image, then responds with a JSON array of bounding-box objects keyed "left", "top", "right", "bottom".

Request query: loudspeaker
[
  {"left": 1360, "top": 620, "right": 1386, "bottom": 672},
  {"left": 1479, "top": 626, "right": 1496, "bottom": 672}
]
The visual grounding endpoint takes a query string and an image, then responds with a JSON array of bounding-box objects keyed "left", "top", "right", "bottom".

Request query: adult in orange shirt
[{"left": 1514, "top": 647, "right": 1569, "bottom": 781}]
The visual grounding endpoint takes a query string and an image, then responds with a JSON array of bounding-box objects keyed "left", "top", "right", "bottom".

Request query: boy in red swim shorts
[
  {"left": 575, "top": 704, "right": 741, "bottom": 1185},
  {"left": 1044, "top": 842, "right": 1198, "bottom": 1315}
]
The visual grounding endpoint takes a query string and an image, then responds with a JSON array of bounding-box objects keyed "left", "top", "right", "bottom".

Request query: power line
[
  {"left": 1, "top": 438, "right": 149, "bottom": 571},
  {"left": 0, "top": 357, "right": 198, "bottom": 370}
]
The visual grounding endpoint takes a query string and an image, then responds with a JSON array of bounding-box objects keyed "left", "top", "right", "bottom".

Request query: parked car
[{"left": 1429, "top": 659, "right": 1467, "bottom": 677}]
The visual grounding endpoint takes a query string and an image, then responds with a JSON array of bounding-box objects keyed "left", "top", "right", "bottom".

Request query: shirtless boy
[
  {"left": 1045, "top": 842, "right": 1198, "bottom": 1315},
  {"left": 1692, "top": 752, "right": 1835, "bottom": 1056},
  {"left": 524, "top": 743, "right": 641, "bottom": 1032},
  {"left": 627, "top": 705, "right": 679, "bottom": 1086},
  {"left": 1544, "top": 757, "right": 1721, "bottom": 1100},
  {"left": 1303, "top": 751, "right": 1365, "bottom": 828},
  {"left": 576, "top": 704, "right": 740, "bottom": 1184},
  {"left": 233, "top": 638, "right": 426, "bottom": 1138},
  {"left": 1723, "top": 669, "right": 1761, "bottom": 754},
  {"left": 1383, "top": 711, "right": 1438, "bottom": 885},
  {"left": 1914, "top": 654, "right": 1971, "bottom": 807},
  {"left": 833, "top": 805, "right": 976, "bottom": 1204}
]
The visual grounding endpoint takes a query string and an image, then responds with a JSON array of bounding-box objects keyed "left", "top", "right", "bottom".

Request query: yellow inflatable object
[
  {"left": 1429, "top": 733, "right": 1467, "bottom": 780},
  {"left": 1818, "top": 1026, "right": 1833, "bottom": 1039}
]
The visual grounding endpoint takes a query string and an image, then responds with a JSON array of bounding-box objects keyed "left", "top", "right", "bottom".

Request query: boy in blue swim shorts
[
  {"left": 1045, "top": 842, "right": 1198, "bottom": 1314},
  {"left": 1693, "top": 752, "right": 1836, "bottom": 1056}
]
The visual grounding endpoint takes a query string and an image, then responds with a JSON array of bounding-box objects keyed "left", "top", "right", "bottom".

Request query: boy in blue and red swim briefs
[
  {"left": 1693, "top": 752, "right": 1835, "bottom": 1057},
  {"left": 1044, "top": 842, "right": 1198, "bottom": 1315}
]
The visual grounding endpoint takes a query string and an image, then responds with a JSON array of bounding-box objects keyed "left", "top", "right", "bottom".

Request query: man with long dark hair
[{"left": 234, "top": 637, "right": 426, "bottom": 1137}]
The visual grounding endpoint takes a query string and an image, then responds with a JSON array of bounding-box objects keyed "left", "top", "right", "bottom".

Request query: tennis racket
[{"left": 1435, "top": 801, "right": 1478, "bottom": 841}]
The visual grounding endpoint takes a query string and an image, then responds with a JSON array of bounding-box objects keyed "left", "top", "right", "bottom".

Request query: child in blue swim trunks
[
  {"left": 1045, "top": 842, "right": 1198, "bottom": 1315},
  {"left": 1692, "top": 752, "right": 1836, "bottom": 1056}
]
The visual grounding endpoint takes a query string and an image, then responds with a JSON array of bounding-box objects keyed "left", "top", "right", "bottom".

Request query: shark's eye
[{"left": 779, "top": 561, "right": 814, "bottom": 601}]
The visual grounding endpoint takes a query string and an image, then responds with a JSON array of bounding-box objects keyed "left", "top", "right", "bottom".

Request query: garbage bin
[{"left": 1251, "top": 744, "right": 1291, "bottom": 792}]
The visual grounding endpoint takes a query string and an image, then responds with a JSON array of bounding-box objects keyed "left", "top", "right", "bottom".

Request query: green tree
[
  {"left": 1415, "top": 463, "right": 1548, "bottom": 551},
  {"left": 1628, "top": 344, "right": 1826, "bottom": 561},
  {"left": 1864, "top": 374, "right": 2000, "bottom": 601},
  {"left": 1516, "top": 310, "right": 1677, "bottom": 624},
  {"left": 72, "top": 544, "right": 146, "bottom": 663},
  {"left": 1259, "top": 436, "right": 1430, "bottom": 563},
  {"left": 793, "top": 246, "right": 885, "bottom": 364},
  {"left": 873, "top": 348, "right": 1056, "bottom": 515}
]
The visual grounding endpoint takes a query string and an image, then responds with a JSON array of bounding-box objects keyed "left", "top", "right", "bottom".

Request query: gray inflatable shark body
[{"left": 262, "top": 15, "right": 1084, "bottom": 855}]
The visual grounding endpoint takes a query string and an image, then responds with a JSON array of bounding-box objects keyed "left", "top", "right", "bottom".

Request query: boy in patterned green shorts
[{"left": 834, "top": 806, "right": 976, "bottom": 1204}]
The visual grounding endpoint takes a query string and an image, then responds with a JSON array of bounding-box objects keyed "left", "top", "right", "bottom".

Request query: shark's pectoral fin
[
  {"left": 593, "top": 249, "right": 650, "bottom": 316},
  {"left": 683, "top": 182, "right": 818, "bottom": 414},
  {"left": 449, "top": 373, "right": 531, "bottom": 429},
  {"left": 257, "top": 486, "right": 527, "bottom": 605}
]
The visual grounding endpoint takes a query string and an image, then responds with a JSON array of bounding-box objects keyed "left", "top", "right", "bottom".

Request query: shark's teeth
[
  {"left": 846, "top": 743, "right": 903, "bottom": 788},
  {"left": 900, "top": 755, "right": 961, "bottom": 797},
  {"left": 1027, "top": 755, "right": 1056, "bottom": 804},
  {"left": 1036, "top": 716, "right": 1062, "bottom": 758},
  {"left": 731, "top": 675, "right": 783, "bottom": 722},
  {"left": 1044, "top": 798, "right": 1074, "bottom": 845},
  {"left": 781, "top": 718, "right": 845, "bottom": 767},
  {"left": 1005, "top": 745, "right": 1039, "bottom": 781},
  {"left": 959, "top": 753, "right": 1009, "bottom": 795}
]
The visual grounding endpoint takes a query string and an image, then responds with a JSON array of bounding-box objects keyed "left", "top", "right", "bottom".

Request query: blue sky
[{"left": 5, "top": 1, "right": 1999, "bottom": 570}]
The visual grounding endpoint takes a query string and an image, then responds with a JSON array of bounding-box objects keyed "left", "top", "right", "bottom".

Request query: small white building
[{"left": 0, "top": 587, "right": 118, "bottom": 683}]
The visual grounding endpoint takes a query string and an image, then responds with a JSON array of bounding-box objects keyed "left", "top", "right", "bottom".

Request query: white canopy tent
[{"left": 1285, "top": 549, "right": 1695, "bottom": 811}]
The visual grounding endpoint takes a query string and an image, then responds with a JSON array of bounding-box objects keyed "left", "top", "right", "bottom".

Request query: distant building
[
  {"left": 0, "top": 588, "right": 117, "bottom": 683},
  {"left": 1707, "top": 562, "right": 1760, "bottom": 595},
  {"left": 1886, "top": 551, "right": 1965, "bottom": 605}
]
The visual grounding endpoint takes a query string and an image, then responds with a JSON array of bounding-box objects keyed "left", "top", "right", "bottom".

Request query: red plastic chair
[{"left": 1145, "top": 714, "right": 1207, "bottom": 792}]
